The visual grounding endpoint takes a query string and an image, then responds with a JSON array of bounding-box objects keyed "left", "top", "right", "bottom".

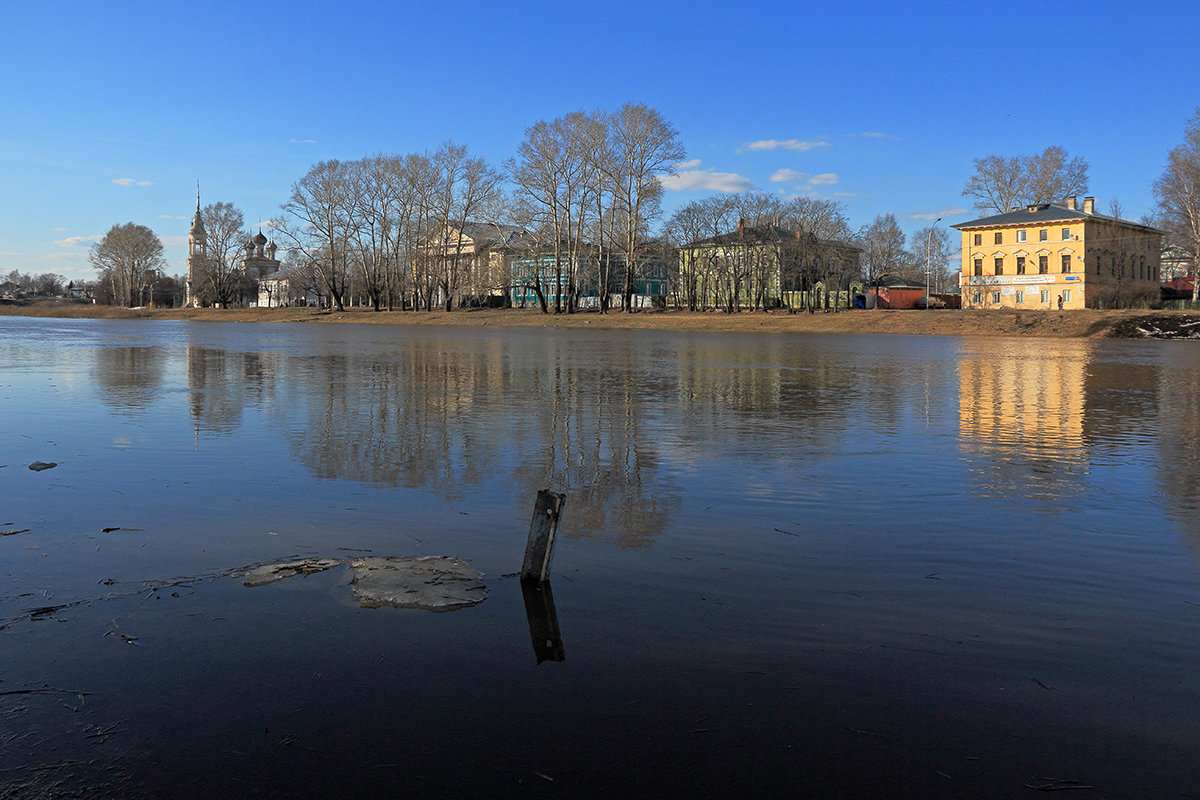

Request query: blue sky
[{"left": 2, "top": 0, "right": 1198, "bottom": 282}]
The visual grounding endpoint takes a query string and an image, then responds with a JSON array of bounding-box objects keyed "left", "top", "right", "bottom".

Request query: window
[
  {"left": 972, "top": 291, "right": 982, "bottom": 305},
  {"left": 991, "top": 291, "right": 1001, "bottom": 304},
  {"left": 1062, "top": 254, "right": 1071, "bottom": 273},
  {"left": 1040, "top": 289, "right": 1050, "bottom": 304},
  {"left": 1140, "top": 256, "right": 1146, "bottom": 279},
  {"left": 1039, "top": 229, "right": 1048, "bottom": 242},
  {"left": 994, "top": 232, "right": 1003, "bottom": 245},
  {"left": 1038, "top": 255, "right": 1048, "bottom": 274},
  {"left": 1015, "top": 291, "right": 1024, "bottom": 304},
  {"left": 1062, "top": 289, "right": 1071, "bottom": 304},
  {"left": 1016, "top": 256, "right": 1026, "bottom": 275},
  {"left": 974, "top": 233, "right": 982, "bottom": 246},
  {"left": 973, "top": 258, "right": 983, "bottom": 276},
  {"left": 1017, "top": 230, "right": 1027, "bottom": 242},
  {"left": 994, "top": 257, "right": 1004, "bottom": 275},
  {"left": 1062, "top": 228, "right": 1071, "bottom": 240}
]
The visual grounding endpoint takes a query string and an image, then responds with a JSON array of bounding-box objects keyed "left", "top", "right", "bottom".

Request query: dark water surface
[{"left": 2, "top": 316, "right": 1199, "bottom": 798}]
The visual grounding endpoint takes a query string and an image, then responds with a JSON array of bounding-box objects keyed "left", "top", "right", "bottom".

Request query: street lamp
[{"left": 924, "top": 218, "right": 941, "bottom": 309}]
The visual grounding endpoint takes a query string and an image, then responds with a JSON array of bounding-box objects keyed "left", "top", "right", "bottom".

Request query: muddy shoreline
[{"left": 4, "top": 299, "right": 1199, "bottom": 338}]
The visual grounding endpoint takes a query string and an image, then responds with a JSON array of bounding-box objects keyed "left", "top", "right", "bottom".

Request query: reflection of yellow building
[
  {"left": 955, "top": 197, "right": 1162, "bottom": 309},
  {"left": 958, "top": 342, "right": 1089, "bottom": 501},
  {"left": 959, "top": 348, "right": 1085, "bottom": 447}
]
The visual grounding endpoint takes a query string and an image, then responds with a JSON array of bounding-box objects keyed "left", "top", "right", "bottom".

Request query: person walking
[{"left": 1057, "top": 294, "right": 1064, "bottom": 311}]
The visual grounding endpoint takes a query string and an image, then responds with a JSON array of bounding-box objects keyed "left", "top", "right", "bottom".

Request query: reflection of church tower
[{"left": 186, "top": 188, "right": 207, "bottom": 308}]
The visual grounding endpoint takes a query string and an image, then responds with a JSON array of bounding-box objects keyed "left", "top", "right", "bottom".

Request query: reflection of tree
[
  {"left": 92, "top": 346, "right": 165, "bottom": 414},
  {"left": 185, "top": 344, "right": 280, "bottom": 436},
  {"left": 1154, "top": 354, "right": 1200, "bottom": 547},
  {"left": 957, "top": 340, "right": 1090, "bottom": 505},
  {"left": 186, "top": 347, "right": 244, "bottom": 435}
]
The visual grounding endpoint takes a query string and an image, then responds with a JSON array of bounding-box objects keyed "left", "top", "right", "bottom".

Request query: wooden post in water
[{"left": 521, "top": 490, "right": 565, "bottom": 583}]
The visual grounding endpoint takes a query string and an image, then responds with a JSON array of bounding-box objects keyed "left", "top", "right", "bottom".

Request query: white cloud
[
  {"left": 35, "top": 251, "right": 89, "bottom": 263},
  {"left": 675, "top": 158, "right": 702, "bottom": 169},
  {"left": 769, "top": 169, "right": 807, "bottom": 183},
  {"left": 745, "top": 139, "right": 829, "bottom": 152},
  {"left": 289, "top": 138, "right": 317, "bottom": 144},
  {"left": 112, "top": 178, "right": 153, "bottom": 187},
  {"left": 52, "top": 227, "right": 66, "bottom": 232},
  {"left": 660, "top": 169, "right": 753, "bottom": 192},
  {"left": 0, "top": 251, "right": 24, "bottom": 257},
  {"left": 54, "top": 234, "right": 101, "bottom": 249},
  {"left": 159, "top": 214, "right": 189, "bottom": 221},
  {"left": 160, "top": 235, "right": 189, "bottom": 248},
  {"left": 906, "top": 206, "right": 967, "bottom": 221},
  {"left": 255, "top": 219, "right": 278, "bottom": 229},
  {"left": 808, "top": 173, "right": 839, "bottom": 186},
  {"left": 860, "top": 131, "right": 902, "bottom": 140}
]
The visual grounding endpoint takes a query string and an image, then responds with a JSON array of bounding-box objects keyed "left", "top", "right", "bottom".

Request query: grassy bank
[{"left": 3, "top": 299, "right": 1198, "bottom": 338}]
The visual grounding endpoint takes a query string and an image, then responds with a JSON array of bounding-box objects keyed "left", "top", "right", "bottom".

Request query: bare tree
[
  {"left": 860, "top": 213, "right": 906, "bottom": 295},
  {"left": 509, "top": 114, "right": 593, "bottom": 313},
  {"left": 1153, "top": 108, "right": 1200, "bottom": 305},
  {"left": 277, "top": 160, "right": 359, "bottom": 311},
  {"left": 88, "top": 222, "right": 166, "bottom": 307},
  {"left": 604, "top": 103, "right": 685, "bottom": 311},
  {"left": 909, "top": 224, "right": 952, "bottom": 292},
  {"left": 198, "top": 202, "right": 249, "bottom": 307},
  {"left": 963, "top": 146, "right": 1090, "bottom": 213}
]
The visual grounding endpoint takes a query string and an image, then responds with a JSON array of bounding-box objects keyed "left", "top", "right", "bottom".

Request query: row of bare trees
[
  {"left": 270, "top": 143, "right": 503, "bottom": 312},
  {"left": 507, "top": 103, "right": 686, "bottom": 313}
]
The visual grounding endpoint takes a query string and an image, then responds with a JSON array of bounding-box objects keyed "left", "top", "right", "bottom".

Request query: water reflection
[
  {"left": 92, "top": 346, "right": 166, "bottom": 414},
  {"left": 957, "top": 340, "right": 1091, "bottom": 505},
  {"left": 521, "top": 579, "right": 565, "bottom": 664}
]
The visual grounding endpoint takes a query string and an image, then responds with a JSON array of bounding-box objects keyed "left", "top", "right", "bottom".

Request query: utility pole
[{"left": 925, "top": 218, "right": 941, "bottom": 308}]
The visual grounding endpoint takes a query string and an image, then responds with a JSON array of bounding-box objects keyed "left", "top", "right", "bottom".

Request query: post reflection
[{"left": 521, "top": 579, "right": 565, "bottom": 664}]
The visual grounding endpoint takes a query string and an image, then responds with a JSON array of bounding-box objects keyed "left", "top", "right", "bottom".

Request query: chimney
[
  {"left": 737, "top": 217, "right": 745, "bottom": 235},
  {"left": 1066, "top": 196, "right": 1077, "bottom": 210},
  {"left": 1083, "top": 197, "right": 1095, "bottom": 214}
]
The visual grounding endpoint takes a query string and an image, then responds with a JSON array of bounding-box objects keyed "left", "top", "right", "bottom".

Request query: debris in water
[
  {"left": 104, "top": 632, "right": 138, "bottom": 646},
  {"left": 28, "top": 461, "right": 57, "bottom": 472},
  {"left": 241, "top": 558, "right": 343, "bottom": 587},
  {"left": 1, "top": 528, "right": 31, "bottom": 537},
  {"left": 349, "top": 556, "right": 486, "bottom": 611}
]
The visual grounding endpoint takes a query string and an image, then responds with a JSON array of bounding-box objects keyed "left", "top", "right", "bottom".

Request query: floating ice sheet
[{"left": 349, "top": 556, "right": 486, "bottom": 611}]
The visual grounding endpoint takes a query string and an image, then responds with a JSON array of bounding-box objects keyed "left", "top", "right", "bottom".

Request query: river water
[{"left": 2, "top": 316, "right": 1199, "bottom": 798}]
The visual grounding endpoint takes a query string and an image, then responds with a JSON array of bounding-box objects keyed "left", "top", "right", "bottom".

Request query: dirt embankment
[{"left": 3, "top": 299, "right": 1199, "bottom": 339}]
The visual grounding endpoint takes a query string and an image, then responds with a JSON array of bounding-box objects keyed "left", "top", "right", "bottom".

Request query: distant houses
[
  {"left": 954, "top": 197, "right": 1163, "bottom": 310},
  {"left": 676, "top": 219, "right": 861, "bottom": 311}
]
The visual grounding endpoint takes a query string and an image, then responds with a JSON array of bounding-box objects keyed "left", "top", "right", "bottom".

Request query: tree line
[{"left": 80, "top": 100, "right": 1200, "bottom": 312}]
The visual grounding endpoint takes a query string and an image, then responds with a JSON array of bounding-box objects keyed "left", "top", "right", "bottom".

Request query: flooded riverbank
[
  {"left": 3, "top": 317, "right": 1200, "bottom": 797},
  {"left": 5, "top": 298, "right": 1200, "bottom": 339}
]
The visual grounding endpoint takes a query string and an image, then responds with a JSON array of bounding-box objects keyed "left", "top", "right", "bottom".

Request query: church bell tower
[{"left": 186, "top": 187, "right": 206, "bottom": 307}]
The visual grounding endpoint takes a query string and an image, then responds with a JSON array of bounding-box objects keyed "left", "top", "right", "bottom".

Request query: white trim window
[{"left": 1017, "top": 230, "right": 1027, "bottom": 242}]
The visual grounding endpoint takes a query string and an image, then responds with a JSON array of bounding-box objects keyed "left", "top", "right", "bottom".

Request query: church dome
[
  {"left": 189, "top": 210, "right": 206, "bottom": 236},
  {"left": 253, "top": 230, "right": 268, "bottom": 246}
]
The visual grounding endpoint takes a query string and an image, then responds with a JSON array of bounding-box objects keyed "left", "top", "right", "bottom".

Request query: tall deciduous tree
[
  {"left": 200, "top": 201, "right": 250, "bottom": 307},
  {"left": 963, "top": 146, "right": 1090, "bottom": 213},
  {"left": 277, "top": 160, "right": 358, "bottom": 311},
  {"left": 604, "top": 103, "right": 685, "bottom": 311},
  {"left": 861, "top": 213, "right": 906, "bottom": 293},
  {"left": 88, "top": 222, "right": 166, "bottom": 307},
  {"left": 1153, "top": 108, "right": 1200, "bottom": 304}
]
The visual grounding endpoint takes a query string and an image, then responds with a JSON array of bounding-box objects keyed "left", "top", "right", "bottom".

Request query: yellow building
[{"left": 954, "top": 197, "right": 1162, "bottom": 309}]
